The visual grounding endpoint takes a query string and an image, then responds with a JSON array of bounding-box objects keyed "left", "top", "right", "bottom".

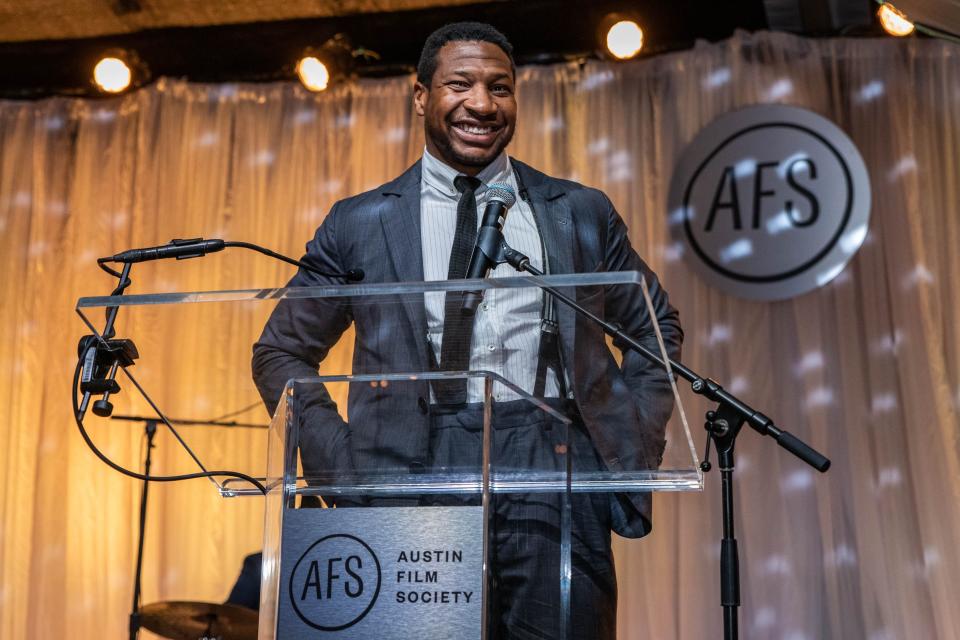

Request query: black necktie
[{"left": 435, "top": 175, "right": 482, "bottom": 404}]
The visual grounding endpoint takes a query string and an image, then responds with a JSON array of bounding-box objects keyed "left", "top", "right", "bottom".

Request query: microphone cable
[
  {"left": 222, "top": 240, "right": 364, "bottom": 282},
  {"left": 72, "top": 355, "right": 268, "bottom": 494},
  {"left": 78, "top": 236, "right": 365, "bottom": 495}
]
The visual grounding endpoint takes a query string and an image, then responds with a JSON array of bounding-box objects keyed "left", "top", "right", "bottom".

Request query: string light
[{"left": 877, "top": 3, "right": 915, "bottom": 37}]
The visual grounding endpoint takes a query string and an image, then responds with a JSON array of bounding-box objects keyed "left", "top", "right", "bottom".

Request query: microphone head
[{"left": 486, "top": 183, "right": 516, "bottom": 208}]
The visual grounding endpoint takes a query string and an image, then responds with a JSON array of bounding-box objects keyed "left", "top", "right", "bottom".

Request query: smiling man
[
  {"left": 253, "top": 21, "right": 682, "bottom": 640},
  {"left": 414, "top": 30, "right": 516, "bottom": 174}
]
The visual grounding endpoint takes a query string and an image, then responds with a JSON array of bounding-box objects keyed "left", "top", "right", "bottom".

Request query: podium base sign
[{"left": 278, "top": 506, "right": 483, "bottom": 639}]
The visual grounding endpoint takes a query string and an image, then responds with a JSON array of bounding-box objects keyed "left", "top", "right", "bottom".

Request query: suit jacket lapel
[
  {"left": 379, "top": 160, "right": 430, "bottom": 369},
  {"left": 512, "top": 160, "right": 580, "bottom": 390}
]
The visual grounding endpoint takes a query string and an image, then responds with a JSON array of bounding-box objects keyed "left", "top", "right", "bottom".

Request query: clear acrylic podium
[{"left": 75, "top": 272, "right": 702, "bottom": 640}]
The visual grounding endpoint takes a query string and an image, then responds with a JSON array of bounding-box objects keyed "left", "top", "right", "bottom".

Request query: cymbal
[{"left": 139, "top": 601, "right": 258, "bottom": 640}]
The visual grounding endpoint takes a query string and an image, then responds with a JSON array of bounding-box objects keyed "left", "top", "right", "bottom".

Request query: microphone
[
  {"left": 462, "top": 183, "right": 517, "bottom": 314},
  {"left": 108, "top": 238, "right": 225, "bottom": 263},
  {"left": 100, "top": 238, "right": 364, "bottom": 282}
]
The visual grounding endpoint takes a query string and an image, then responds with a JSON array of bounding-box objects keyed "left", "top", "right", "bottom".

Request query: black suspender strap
[{"left": 514, "top": 166, "right": 568, "bottom": 400}]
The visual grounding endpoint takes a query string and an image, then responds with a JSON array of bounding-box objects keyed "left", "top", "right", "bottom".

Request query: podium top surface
[{"left": 76, "top": 271, "right": 645, "bottom": 308}]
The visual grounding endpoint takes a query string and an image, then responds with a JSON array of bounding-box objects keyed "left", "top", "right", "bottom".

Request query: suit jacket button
[
  {"left": 418, "top": 396, "right": 428, "bottom": 414},
  {"left": 409, "top": 461, "right": 426, "bottom": 474}
]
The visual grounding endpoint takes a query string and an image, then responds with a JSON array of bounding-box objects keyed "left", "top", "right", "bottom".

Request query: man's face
[{"left": 414, "top": 40, "right": 517, "bottom": 176}]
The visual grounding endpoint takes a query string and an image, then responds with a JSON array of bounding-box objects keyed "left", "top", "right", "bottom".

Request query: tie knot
[{"left": 454, "top": 175, "right": 482, "bottom": 194}]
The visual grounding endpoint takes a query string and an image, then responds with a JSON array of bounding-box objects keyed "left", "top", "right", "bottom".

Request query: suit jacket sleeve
[
  {"left": 601, "top": 191, "right": 683, "bottom": 466},
  {"left": 251, "top": 201, "right": 355, "bottom": 481}
]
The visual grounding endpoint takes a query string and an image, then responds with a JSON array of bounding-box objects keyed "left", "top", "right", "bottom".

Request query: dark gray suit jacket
[{"left": 252, "top": 158, "right": 682, "bottom": 538}]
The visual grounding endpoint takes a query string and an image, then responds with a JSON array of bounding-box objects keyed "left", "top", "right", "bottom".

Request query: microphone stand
[
  {"left": 129, "top": 419, "right": 157, "bottom": 640},
  {"left": 486, "top": 240, "right": 830, "bottom": 640},
  {"left": 121, "top": 413, "right": 266, "bottom": 640}
]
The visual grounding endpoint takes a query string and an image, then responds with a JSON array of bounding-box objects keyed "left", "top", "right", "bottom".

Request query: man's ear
[{"left": 413, "top": 81, "right": 427, "bottom": 117}]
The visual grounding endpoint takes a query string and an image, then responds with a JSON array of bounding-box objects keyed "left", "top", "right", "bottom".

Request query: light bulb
[
  {"left": 93, "top": 57, "right": 132, "bottom": 93},
  {"left": 606, "top": 20, "right": 644, "bottom": 60},
  {"left": 878, "top": 3, "right": 915, "bottom": 37},
  {"left": 297, "top": 56, "right": 330, "bottom": 92}
]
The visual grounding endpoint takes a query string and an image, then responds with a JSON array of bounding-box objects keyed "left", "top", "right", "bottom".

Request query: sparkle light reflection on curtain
[{"left": 1, "top": 31, "right": 959, "bottom": 639}]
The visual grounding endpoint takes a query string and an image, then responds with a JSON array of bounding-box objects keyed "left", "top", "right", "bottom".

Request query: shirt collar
[{"left": 421, "top": 146, "right": 512, "bottom": 198}]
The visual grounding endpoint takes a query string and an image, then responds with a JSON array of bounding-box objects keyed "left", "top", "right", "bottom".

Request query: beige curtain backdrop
[{"left": 1, "top": 30, "right": 959, "bottom": 639}]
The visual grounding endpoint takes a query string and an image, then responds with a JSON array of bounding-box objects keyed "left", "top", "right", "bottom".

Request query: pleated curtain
[{"left": 1, "top": 30, "right": 959, "bottom": 639}]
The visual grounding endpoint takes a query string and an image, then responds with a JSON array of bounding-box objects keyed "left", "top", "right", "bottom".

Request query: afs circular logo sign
[
  {"left": 668, "top": 105, "right": 871, "bottom": 300},
  {"left": 289, "top": 534, "right": 382, "bottom": 631}
]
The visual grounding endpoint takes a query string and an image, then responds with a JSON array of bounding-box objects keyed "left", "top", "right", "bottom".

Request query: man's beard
[{"left": 426, "top": 120, "right": 513, "bottom": 168}]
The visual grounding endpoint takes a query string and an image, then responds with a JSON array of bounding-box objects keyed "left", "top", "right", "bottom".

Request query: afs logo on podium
[
  {"left": 289, "top": 534, "right": 382, "bottom": 631},
  {"left": 668, "top": 105, "right": 871, "bottom": 300}
]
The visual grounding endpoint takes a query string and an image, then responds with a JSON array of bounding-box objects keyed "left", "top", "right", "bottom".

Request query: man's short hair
[{"left": 417, "top": 22, "right": 515, "bottom": 85}]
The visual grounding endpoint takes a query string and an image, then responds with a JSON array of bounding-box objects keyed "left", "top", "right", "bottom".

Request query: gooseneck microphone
[
  {"left": 462, "top": 183, "right": 517, "bottom": 314},
  {"left": 106, "top": 238, "right": 225, "bottom": 263},
  {"left": 99, "top": 238, "right": 364, "bottom": 281}
]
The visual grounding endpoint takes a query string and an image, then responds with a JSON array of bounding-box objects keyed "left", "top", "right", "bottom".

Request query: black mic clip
[
  {"left": 462, "top": 229, "right": 508, "bottom": 317},
  {"left": 78, "top": 335, "right": 140, "bottom": 417},
  {"left": 168, "top": 237, "right": 214, "bottom": 260}
]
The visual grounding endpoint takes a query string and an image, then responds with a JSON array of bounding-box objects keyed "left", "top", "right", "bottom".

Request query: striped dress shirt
[{"left": 420, "top": 148, "right": 560, "bottom": 402}]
